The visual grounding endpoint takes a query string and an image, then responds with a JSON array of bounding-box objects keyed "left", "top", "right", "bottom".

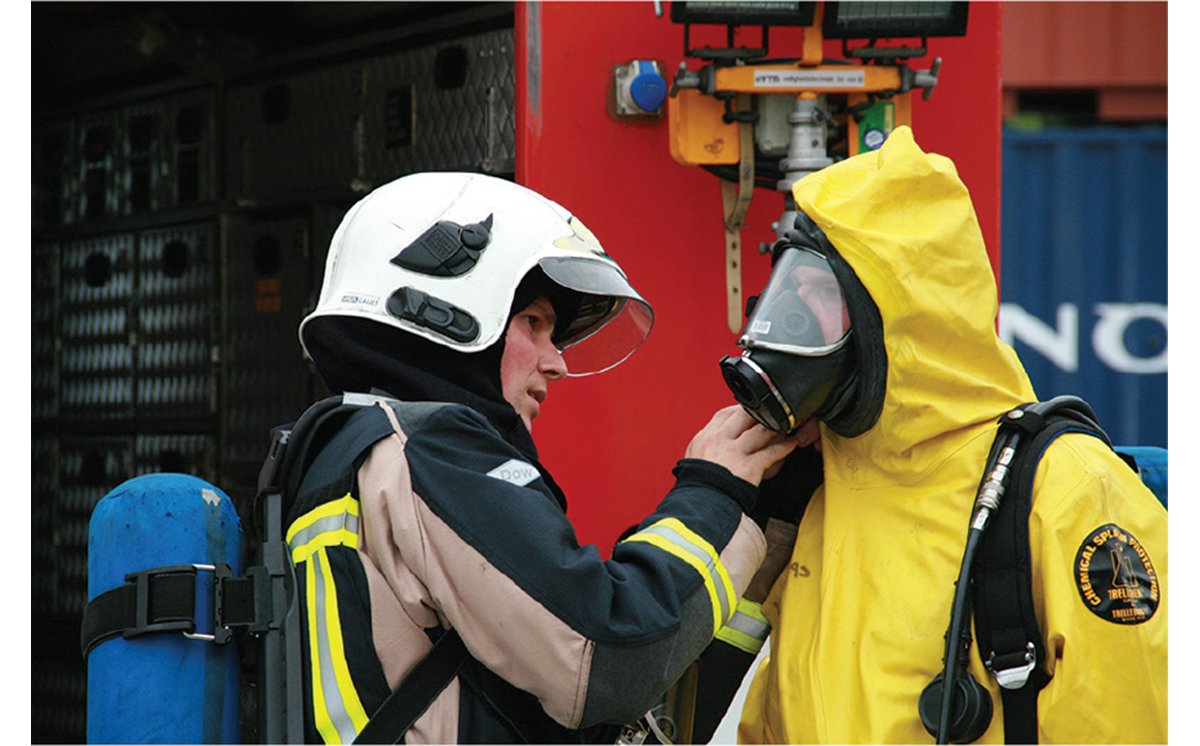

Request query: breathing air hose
[{"left": 935, "top": 430, "right": 1019, "bottom": 743}]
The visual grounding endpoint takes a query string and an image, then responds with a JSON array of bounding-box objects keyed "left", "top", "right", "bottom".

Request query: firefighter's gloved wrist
[
  {"left": 715, "top": 597, "right": 771, "bottom": 655},
  {"left": 745, "top": 518, "right": 798, "bottom": 602},
  {"left": 673, "top": 458, "right": 758, "bottom": 514}
]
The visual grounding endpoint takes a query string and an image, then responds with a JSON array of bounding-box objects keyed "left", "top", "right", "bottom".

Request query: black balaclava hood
[{"left": 301, "top": 267, "right": 571, "bottom": 471}]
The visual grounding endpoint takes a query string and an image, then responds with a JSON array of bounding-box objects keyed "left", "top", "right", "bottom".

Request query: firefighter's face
[{"left": 501, "top": 296, "right": 568, "bottom": 432}]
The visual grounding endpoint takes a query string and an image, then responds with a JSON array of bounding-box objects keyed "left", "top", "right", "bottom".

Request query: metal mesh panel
[
  {"left": 33, "top": 90, "right": 216, "bottom": 226},
  {"left": 33, "top": 240, "right": 60, "bottom": 422},
  {"left": 59, "top": 234, "right": 136, "bottom": 421},
  {"left": 360, "top": 28, "right": 516, "bottom": 178},
  {"left": 162, "top": 94, "right": 217, "bottom": 209},
  {"left": 225, "top": 27, "right": 515, "bottom": 202},
  {"left": 31, "top": 638, "right": 87, "bottom": 745},
  {"left": 225, "top": 65, "right": 364, "bottom": 202},
  {"left": 56, "top": 437, "right": 135, "bottom": 616},
  {"left": 33, "top": 410, "right": 90, "bottom": 744},
  {"left": 54, "top": 226, "right": 220, "bottom": 423},
  {"left": 222, "top": 214, "right": 321, "bottom": 488},
  {"left": 32, "top": 122, "right": 74, "bottom": 228},
  {"left": 32, "top": 435, "right": 60, "bottom": 616},
  {"left": 134, "top": 433, "right": 218, "bottom": 481},
  {"left": 34, "top": 436, "right": 131, "bottom": 745},
  {"left": 136, "top": 223, "right": 218, "bottom": 420},
  {"left": 119, "top": 94, "right": 218, "bottom": 214},
  {"left": 74, "top": 111, "right": 122, "bottom": 224}
]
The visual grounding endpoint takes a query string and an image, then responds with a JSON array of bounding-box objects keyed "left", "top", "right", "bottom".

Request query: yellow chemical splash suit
[{"left": 737, "top": 127, "right": 1167, "bottom": 743}]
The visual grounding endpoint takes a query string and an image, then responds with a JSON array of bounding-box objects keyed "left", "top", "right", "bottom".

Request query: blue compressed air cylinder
[{"left": 86, "top": 473, "right": 243, "bottom": 744}]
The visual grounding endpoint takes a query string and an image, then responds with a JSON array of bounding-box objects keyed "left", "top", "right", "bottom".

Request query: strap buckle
[
  {"left": 986, "top": 641, "right": 1037, "bottom": 689},
  {"left": 125, "top": 562, "right": 234, "bottom": 645},
  {"left": 185, "top": 563, "right": 235, "bottom": 644}
]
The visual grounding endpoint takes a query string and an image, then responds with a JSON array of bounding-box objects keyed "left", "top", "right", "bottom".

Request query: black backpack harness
[
  {"left": 971, "top": 398, "right": 1114, "bottom": 743},
  {"left": 922, "top": 395, "right": 1135, "bottom": 744}
]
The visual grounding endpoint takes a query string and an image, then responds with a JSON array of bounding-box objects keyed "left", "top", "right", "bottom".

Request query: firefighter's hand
[{"left": 685, "top": 406, "right": 802, "bottom": 486}]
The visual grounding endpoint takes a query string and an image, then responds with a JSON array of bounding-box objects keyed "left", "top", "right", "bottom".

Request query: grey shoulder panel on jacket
[{"left": 344, "top": 392, "right": 460, "bottom": 437}]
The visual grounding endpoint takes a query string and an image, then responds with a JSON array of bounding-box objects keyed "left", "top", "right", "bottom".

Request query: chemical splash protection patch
[{"left": 1074, "top": 524, "right": 1159, "bottom": 624}]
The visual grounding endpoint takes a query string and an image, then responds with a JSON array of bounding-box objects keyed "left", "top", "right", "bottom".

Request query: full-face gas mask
[{"left": 721, "top": 212, "right": 884, "bottom": 437}]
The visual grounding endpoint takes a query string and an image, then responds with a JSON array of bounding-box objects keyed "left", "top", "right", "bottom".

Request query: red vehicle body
[{"left": 516, "top": 2, "right": 1004, "bottom": 553}]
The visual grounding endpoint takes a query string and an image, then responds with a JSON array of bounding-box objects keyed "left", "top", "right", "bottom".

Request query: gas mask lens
[
  {"left": 720, "top": 246, "right": 854, "bottom": 435},
  {"left": 740, "top": 247, "right": 850, "bottom": 354}
]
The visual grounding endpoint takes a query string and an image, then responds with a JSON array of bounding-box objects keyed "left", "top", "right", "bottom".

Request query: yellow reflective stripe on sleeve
[
  {"left": 715, "top": 598, "right": 771, "bottom": 654},
  {"left": 288, "top": 494, "right": 361, "bottom": 564},
  {"left": 290, "top": 496, "right": 370, "bottom": 744},
  {"left": 306, "top": 547, "right": 371, "bottom": 744},
  {"left": 622, "top": 517, "right": 736, "bottom": 635}
]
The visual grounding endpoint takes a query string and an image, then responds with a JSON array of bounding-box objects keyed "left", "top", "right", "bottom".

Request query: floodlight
[{"left": 822, "top": 2, "right": 968, "bottom": 40}]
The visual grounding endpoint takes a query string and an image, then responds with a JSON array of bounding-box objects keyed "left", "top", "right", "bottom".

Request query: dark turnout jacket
[{"left": 287, "top": 394, "right": 767, "bottom": 744}]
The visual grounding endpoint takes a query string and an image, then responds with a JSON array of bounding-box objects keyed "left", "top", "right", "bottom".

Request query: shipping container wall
[
  {"left": 999, "top": 125, "right": 1167, "bottom": 447},
  {"left": 1001, "top": 1, "right": 1167, "bottom": 122}
]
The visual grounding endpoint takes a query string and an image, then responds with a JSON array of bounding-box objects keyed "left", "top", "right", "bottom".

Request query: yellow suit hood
[{"left": 794, "top": 126, "right": 1035, "bottom": 480}]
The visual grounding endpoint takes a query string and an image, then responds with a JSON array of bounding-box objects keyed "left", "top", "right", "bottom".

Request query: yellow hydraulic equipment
[{"left": 661, "top": 1, "right": 966, "bottom": 332}]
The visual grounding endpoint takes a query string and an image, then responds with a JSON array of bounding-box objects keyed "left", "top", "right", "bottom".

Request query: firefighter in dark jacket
[{"left": 292, "top": 171, "right": 805, "bottom": 743}]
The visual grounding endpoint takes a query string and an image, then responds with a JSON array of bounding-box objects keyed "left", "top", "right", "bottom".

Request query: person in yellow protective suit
[{"left": 730, "top": 126, "right": 1167, "bottom": 743}]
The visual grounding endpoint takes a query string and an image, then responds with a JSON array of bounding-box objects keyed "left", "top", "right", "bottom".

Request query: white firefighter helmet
[{"left": 299, "top": 172, "right": 653, "bottom": 375}]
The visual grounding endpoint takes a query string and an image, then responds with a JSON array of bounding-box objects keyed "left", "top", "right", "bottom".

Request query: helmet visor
[
  {"left": 739, "top": 247, "right": 850, "bottom": 355},
  {"left": 538, "top": 255, "right": 654, "bottom": 375}
]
